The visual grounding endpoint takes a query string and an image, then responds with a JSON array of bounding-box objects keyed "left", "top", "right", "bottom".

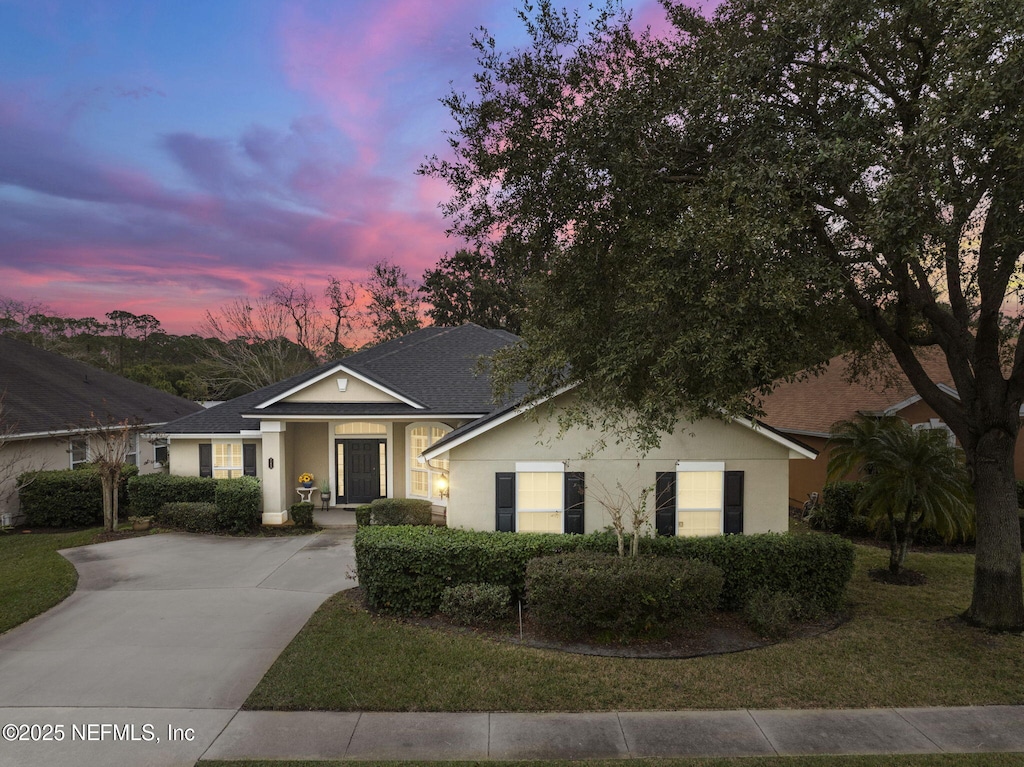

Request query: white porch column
[{"left": 260, "top": 420, "right": 288, "bottom": 524}]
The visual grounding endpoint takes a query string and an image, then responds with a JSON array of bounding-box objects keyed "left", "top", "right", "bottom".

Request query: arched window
[{"left": 407, "top": 424, "right": 450, "bottom": 501}]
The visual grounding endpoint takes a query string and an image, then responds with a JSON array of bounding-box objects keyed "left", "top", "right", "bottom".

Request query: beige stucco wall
[
  {"left": 283, "top": 373, "right": 402, "bottom": 404},
  {"left": 445, "top": 395, "right": 795, "bottom": 535},
  {"left": 2, "top": 432, "right": 170, "bottom": 520}
]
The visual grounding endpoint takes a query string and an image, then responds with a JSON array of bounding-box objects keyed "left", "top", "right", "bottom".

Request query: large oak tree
[{"left": 424, "top": 0, "right": 1024, "bottom": 629}]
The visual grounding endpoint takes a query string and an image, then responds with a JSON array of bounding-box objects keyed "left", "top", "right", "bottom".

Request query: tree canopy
[{"left": 425, "top": 0, "right": 1024, "bottom": 629}]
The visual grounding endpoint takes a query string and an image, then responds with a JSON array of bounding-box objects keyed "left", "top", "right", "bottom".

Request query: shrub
[
  {"left": 157, "top": 502, "right": 219, "bottom": 533},
  {"left": 214, "top": 476, "right": 261, "bottom": 533},
  {"left": 369, "top": 498, "right": 433, "bottom": 526},
  {"left": 811, "top": 481, "right": 862, "bottom": 534},
  {"left": 744, "top": 588, "right": 802, "bottom": 639},
  {"left": 290, "top": 502, "right": 315, "bottom": 528},
  {"left": 128, "top": 474, "right": 216, "bottom": 516},
  {"left": 526, "top": 552, "right": 723, "bottom": 641},
  {"left": 19, "top": 465, "right": 137, "bottom": 527},
  {"left": 439, "top": 583, "right": 511, "bottom": 625},
  {"left": 355, "top": 505, "right": 372, "bottom": 527},
  {"left": 354, "top": 526, "right": 855, "bottom": 617}
]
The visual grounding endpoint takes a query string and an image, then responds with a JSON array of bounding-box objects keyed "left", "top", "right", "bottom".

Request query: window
[
  {"left": 154, "top": 440, "right": 169, "bottom": 467},
  {"left": 125, "top": 434, "right": 138, "bottom": 467},
  {"left": 517, "top": 471, "right": 563, "bottom": 532},
  {"left": 913, "top": 418, "right": 957, "bottom": 447},
  {"left": 213, "top": 443, "right": 243, "bottom": 479},
  {"left": 676, "top": 466, "right": 724, "bottom": 537},
  {"left": 70, "top": 438, "right": 88, "bottom": 469},
  {"left": 407, "top": 424, "right": 450, "bottom": 501},
  {"left": 655, "top": 462, "right": 743, "bottom": 537},
  {"left": 494, "top": 463, "right": 585, "bottom": 534},
  {"left": 335, "top": 422, "right": 387, "bottom": 435}
]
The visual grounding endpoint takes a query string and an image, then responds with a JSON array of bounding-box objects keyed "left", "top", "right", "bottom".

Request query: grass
[
  {"left": 198, "top": 756, "right": 1024, "bottom": 767},
  {"left": 244, "top": 543, "right": 1024, "bottom": 712},
  {"left": 0, "top": 527, "right": 101, "bottom": 634}
]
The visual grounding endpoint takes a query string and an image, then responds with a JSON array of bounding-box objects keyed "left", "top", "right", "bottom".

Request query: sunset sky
[{"left": 0, "top": 0, "right": 683, "bottom": 335}]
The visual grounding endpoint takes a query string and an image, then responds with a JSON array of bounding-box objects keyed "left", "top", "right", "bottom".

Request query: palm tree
[{"left": 826, "top": 415, "right": 974, "bottom": 575}]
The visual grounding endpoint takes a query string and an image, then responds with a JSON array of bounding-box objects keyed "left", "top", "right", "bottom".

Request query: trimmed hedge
[
  {"left": 368, "top": 498, "right": 433, "bottom": 526},
  {"left": 128, "top": 474, "right": 217, "bottom": 516},
  {"left": 18, "top": 465, "right": 138, "bottom": 527},
  {"left": 439, "top": 583, "right": 511, "bottom": 625},
  {"left": 526, "top": 552, "right": 723, "bottom": 641},
  {"left": 157, "top": 502, "right": 219, "bottom": 533},
  {"left": 290, "top": 502, "right": 315, "bottom": 528},
  {"left": 354, "top": 526, "right": 855, "bottom": 616},
  {"left": 355, "top": 505, "right": 372, "bottom": 527},
  {"left": 214, "top": 476, "right": 261, "bottom": 533}
]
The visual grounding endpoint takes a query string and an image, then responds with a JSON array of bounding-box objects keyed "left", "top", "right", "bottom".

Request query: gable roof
[
  {"left": 758, "top": 351, "right": 957, "bottom": 437},
  {"left": 0, "top": 335, "right": 203, "bottom": 437},
  {"left": 159, "top": 324, "right": 520, "bottom": 434},
  {"left": 421, "top": 386, "right": 818, "bottom": 461}
]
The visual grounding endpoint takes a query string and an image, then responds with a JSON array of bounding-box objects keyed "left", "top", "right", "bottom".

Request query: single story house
[
  {"left": 758, "top": 352, "right": 1024, "bottom": 508},
  {"left": 0, "top": 335, "right": 204, "bottom": 524},
  {"left": 159, "top": 324, "right": 814, "bottom": 535}
]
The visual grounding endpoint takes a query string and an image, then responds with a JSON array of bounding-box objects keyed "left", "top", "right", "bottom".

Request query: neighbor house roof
[
  {"left": 758, "top": 352, "right": 957, "bottom": 437},
  {"left": 0, "top": 335, "right": 203, "bottom": 437},
  {"left": 159, "top": 324, "right": 520, "bottom": 435}
]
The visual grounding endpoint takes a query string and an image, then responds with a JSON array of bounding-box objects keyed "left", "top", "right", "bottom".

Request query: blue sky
[{"left": 0, "top": 0, "right": 682, "bottom": 332}]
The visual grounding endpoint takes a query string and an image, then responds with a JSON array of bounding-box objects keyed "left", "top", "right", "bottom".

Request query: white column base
[{"left": 261, "top": 510, "right": 290, "bottom": 525}]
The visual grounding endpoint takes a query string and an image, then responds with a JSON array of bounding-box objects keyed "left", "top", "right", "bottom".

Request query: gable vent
[{"left": 337, "top": 378, "right": 348, "bottom": 392}]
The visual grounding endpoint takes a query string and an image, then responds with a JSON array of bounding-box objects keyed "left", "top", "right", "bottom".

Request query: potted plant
[
  {"left": 298, "top": 472, "right": 314, "bottom": 488},
  {"left": 128, "top": 515, "right": 154, "bottom": 532},
  {"left": 319, "top": 479, "right": 331, "bottom": 503}
]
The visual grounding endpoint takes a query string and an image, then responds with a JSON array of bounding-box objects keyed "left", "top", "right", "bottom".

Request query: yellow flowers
[{"left": 298, "top": 472, "right": 314, "bottom": 485}]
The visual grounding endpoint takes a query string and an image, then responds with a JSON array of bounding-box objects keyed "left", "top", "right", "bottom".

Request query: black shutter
[
  {"left": 199, "top": 444, "right": 212, "bottom": 478},
  {"left": 564, "top": 472, "right": 585, "bottom": 534},
  {"left": 655, "top": 471, "right": 676, "bottom": 537},
  {"left": 243, "top": 444, "right": 257, "bottom": 477},
  {"left": 724, "top": 470, "right": 744, "bottom": 535},
  {"left": 495, "top": 472, "right": 516, "bottom": 532}
]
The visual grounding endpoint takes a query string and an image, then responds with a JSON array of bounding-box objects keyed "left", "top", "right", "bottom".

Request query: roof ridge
[{"left": 354, "top": 324, "right": 462, "bottom": 365}]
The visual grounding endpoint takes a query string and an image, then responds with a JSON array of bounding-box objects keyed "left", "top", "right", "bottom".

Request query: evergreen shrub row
[
  {"left": 214, "top": 476, "right": 262, "bottom": 533},
  {"left": 526, "top": 552, "right": 723, "bottom": 641},
  {"left": 354, "top": 526, "right": 855, "bottom": 616},
  {"left": 368, "top": 497, "right": 433, "bottom": 526},
  {"left": 18, "top": 465, "right": 138, "bottom": 527},
  {"left": 127, "top": 474, "right": 217, "bottom": 516},
  {"left": 157, "top": 502, "right": 220, "bottom": 533}
]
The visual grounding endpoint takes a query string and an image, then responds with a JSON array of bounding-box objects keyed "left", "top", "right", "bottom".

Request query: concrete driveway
[{"left": 0, "top": 530, "right": 355, "bottom": 767}]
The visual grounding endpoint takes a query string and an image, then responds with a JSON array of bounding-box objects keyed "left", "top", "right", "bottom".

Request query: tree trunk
[
  {"left": 964, "top": 429, "right": 1024, "bottom": 630},
  {"left": 101, "top": 475, "right": 114, "bottom": 532},
  {"left": 888, "top": 510, "right": 901, "bottom": 575}
]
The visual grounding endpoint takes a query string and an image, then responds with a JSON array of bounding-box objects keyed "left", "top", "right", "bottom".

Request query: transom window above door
[{"left": 335, "top": 422, "right": 387, "bottom": 435}]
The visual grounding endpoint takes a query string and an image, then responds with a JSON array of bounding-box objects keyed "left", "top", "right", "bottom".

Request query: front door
[{"left": 336, "top": 439, "right": 386, "bottom": 504}]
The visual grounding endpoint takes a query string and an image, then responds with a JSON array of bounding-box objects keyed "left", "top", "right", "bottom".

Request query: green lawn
[
  {"left": 245, "top": 544, "right": 1024, "bottom": 712},
  {"left": 0, "top": 528, "right": 100, "bottom": 634},
  {"left": 199, "top": 755, "right": 1024, "bottom": 767}
]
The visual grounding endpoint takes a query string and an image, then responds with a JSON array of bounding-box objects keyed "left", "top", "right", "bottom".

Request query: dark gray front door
[{"left": 337, "top": 439, "right": 385, "bottom": 504}]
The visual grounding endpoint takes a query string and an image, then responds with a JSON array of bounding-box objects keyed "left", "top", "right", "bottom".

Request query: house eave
[{"left": 254, "top": 363, "right": 425, "bottom": 410}]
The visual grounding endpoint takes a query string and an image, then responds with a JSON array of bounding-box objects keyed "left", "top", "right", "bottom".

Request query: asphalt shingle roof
[
  {"left": 0, "top": 335, "right": 203, "bottom": 436},
  {"left": 160, "top": 324, "right": 519, "bottom": 434}
]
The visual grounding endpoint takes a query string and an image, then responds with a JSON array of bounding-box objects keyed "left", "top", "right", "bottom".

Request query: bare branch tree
[
  {"left": 324, "top": 275, "right": 358, "bottom": 357},
  {"left": 88, "top": 415, "right": 142, "bottom": 532},
  {"left": 588, "top": 465, "right": 654, "bottom": 557},
  {"left": 270, "top": 281, "right": 330, "bottom": 356}
]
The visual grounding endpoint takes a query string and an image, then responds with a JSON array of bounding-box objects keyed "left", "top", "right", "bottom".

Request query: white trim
[
  {"left": 165, "top": 432, "right": 258, "bottom": 440},
  {"left": 406, "top": 422, "right": 452, "bottom": 506},
  {"left": 10, "top": 422, "right": 170, "bottom": 441},
  {"left": 675, "top": 460, "right": 725, "bottom": 472},
  {"left": 255, "top": 364, "right": 424, "bottom": 410},
  {"left": 728, "top": 417, "right": 819, "bottom": 460},
  {"left": 240, "top": 412, "right": 482, "bottom": 421},
  {"left": 516, "top": 461, "right": 565, "bottom": 473},
  {"left": 421, "top": 385, "right": 576, "bottom": 461}
]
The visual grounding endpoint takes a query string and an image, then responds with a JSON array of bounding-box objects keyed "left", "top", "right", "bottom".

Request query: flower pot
[{"left": 302, "top": 482, "right": 313, "bottom": 488}]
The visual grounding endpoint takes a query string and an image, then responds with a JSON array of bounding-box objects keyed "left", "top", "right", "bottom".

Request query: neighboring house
[
  {"left": 160, "top": 324, "right": 815, "bottom": 534},
  {"left": 758, "top": 352, "right": 1024, "bottom": 508},
  {"left": 0, "top": 335, "right": 204, "bottom": 524}
]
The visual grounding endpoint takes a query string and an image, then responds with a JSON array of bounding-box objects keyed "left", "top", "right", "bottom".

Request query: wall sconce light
[
  {"left": 436, "top": 475, "right": 449, "bottom": 499},
  {"left": 268, "top": 457, "right": 274, "bottom": 469}
]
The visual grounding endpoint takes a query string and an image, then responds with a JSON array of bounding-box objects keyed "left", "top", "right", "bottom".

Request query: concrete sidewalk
[{"left": 202, "top": 705, "right": 1024, "bottom": 761}]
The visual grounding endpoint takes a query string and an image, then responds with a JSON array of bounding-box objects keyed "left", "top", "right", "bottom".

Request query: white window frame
[
  {"left": 329, "top": 421, "right": 393, "bottom": 502},
  {"left": 515, "top": 461, "right": 565, "bottom": 533},
  {"left": 125, "top": 433, "right": 139, "bottom": 467},
  {"left": 153, "top": 439, "right": 169, "bottom": 468},
  {"left": 69, "top": 437, "right": 89, "bottom": 469},
  {"left": 407, "top": 423, "right": 451, "bottom": 504},
  {"left": 912, "top": 418, "right": 957, "bottom": 447},
  {"left": 212, "top": 441, "right": 244, "bottom": 479},
  {"left": 675, "top": 461, "right": 725, "bottom": 537}
]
